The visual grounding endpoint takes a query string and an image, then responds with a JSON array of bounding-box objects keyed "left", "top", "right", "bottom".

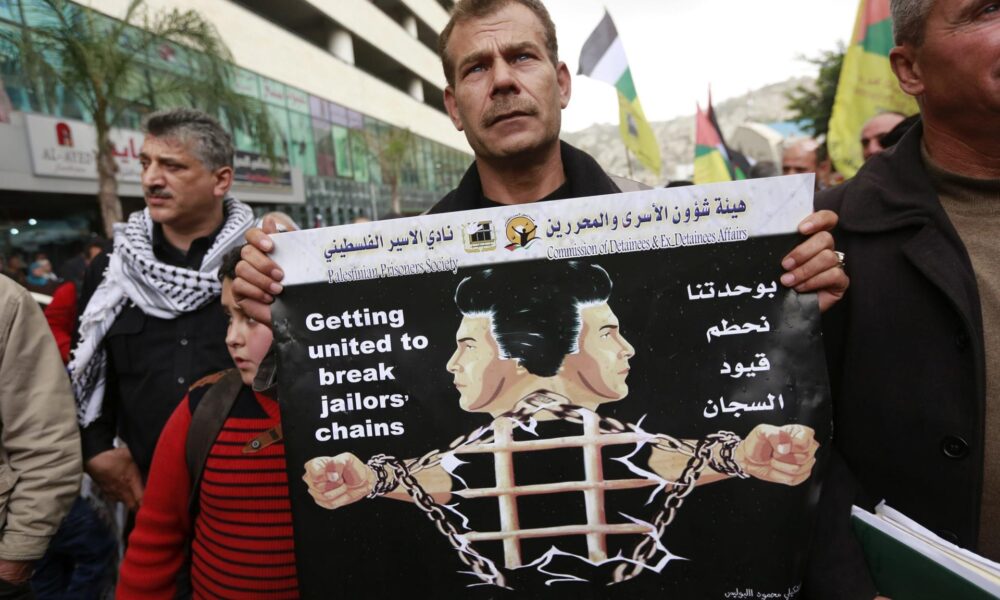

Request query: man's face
[
  {"left": 442, "top": 3, "right": 571, "bottom": 162},
  {"left": 222, "top": 279, "right": 274, "bottom": 386},
  {"left": 891, "top": 0, "right": 1000, "bottom": 132},
  {"left": 447, "top": 316, "right": 520, "bottom": 413},
  {"left": 860, "top": 113, "right": 906, "bottom": 160},
  {"left": 139, "top": 134, "right": 231, "bottom": 233},
  {"left": 782, "top": 144, "right": 819, "bottom": 176},
  {"left": 561, "top": 303, "right": 635, "bottom": 402}
]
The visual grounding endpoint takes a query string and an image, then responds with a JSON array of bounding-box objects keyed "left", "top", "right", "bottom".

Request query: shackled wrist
[
  {"left": 707, "top": 431, "right": 750, "bottom": 479},
  {"left": 366, "top": 454, "right": 399, "bottom": 498}
]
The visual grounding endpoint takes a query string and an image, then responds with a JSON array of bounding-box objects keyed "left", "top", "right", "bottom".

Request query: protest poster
[{"left": 270, "top": 174, "right": 829, "bottom": 599}]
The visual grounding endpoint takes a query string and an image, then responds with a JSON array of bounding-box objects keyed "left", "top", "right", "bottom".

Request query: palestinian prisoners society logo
[
  {"left": 463, "top": 220, "right": 496, "bottom": 253},
  {"left": 504, "top": 214, "right": 538, "bottom": 251}
]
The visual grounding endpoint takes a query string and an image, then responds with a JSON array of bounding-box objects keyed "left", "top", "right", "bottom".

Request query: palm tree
[
  {"left": 0, "top": 0, "right": 275, "bottom": 237},
  {"left": 369, "top": 126, "right": 415, "bottom": 215}
]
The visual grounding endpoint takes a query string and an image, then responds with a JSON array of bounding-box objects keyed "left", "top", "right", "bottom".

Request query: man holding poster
[
  {"left": 258, "top": 177, "right": 833, "bottom": 597},
  {"left": 231, "top": 0, "right": 849, "bottom": 597}
]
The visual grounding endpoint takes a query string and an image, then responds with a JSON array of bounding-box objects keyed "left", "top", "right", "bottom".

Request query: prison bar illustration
[{"left": 450, "top": 411, "right": 660, "bottom": 568}]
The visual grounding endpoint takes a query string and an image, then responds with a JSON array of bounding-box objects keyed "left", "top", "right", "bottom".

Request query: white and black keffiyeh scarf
[{"left": 69, "top": 196, "right": 255, "bottom": 426}]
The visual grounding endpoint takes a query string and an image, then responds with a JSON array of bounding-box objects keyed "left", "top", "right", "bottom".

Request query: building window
[{"left": 332, "top": 125, "right": 352, "bottom": 179}]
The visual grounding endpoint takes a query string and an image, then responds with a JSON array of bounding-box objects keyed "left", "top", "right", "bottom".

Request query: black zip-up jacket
[{"left": 428, "top": 141, "right": 635, "bottom": 214}]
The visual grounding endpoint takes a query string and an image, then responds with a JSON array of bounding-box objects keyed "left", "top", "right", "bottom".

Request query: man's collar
[
  {"left": 454, "top": 141, "right": 621, "bottom": 208},
  {"left": 832, "top": 120, "right": 946, "bottom": 234},
  {"left": 558, "top": 141, "right": 623, "bottom": 199},
  {"left": 151, "top": 214, "right": 227, "bottom": 269}
]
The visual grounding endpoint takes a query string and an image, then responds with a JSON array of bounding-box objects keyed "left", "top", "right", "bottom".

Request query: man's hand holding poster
[{"left": 271, "top": 174, "right": 829, "bottom": 598}]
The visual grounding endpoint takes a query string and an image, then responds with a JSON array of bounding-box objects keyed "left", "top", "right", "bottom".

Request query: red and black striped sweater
[{"left": 118, "top": 380, "right": 298, "bottom": 598}]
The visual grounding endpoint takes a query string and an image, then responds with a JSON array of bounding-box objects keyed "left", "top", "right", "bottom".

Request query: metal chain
[
  {"left": 363, "top": 392, "right": 747, "bottom": 587},
  {"left": 367, "top": 455, "right": 508, "bottom": 588},
  {"left": 612, "top": 431, "right": 746, "bottom": 583}
]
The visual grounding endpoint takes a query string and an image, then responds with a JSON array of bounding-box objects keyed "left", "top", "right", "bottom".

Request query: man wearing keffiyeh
[{"left": 70, "top": 108, "right": 290, "bottom": 512}]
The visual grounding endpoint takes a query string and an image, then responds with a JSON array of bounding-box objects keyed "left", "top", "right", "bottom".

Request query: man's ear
[
  {"left": 556, "top": 61, "right": 572, "bottom": 109},
  {"left": 890, "top": 45, "right": 924, "bottom": 97},
  {"left": 214, "top": 165, "right": 234, "bottom": 199},
  {"left": 444, "top": 86, "right": 465, "bottom": 132}
]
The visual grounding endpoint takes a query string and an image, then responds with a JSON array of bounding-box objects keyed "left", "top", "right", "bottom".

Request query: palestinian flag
[
  {"left": 707, "top": 88, "right": 750, "bottom": 180},
  {"left": 827, "top": 0, "right": 917, "bottom": 177},
  {"left": 694, "top": 104, "right": 733, "bottom": 184},
  {"left": 578, "top": 11, "right": 661, "bottom": 176}
]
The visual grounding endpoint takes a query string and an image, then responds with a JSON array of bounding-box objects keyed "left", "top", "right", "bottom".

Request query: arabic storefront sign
[
  {"left": 233, "top": 150, "right": 292, "bottom": 187},
  {"left": 25, "top": 114, "right": 144, "bottom": 182},
  {"left": 270, "top": 174, "right": 830, "bottom": 598},
  {"left": 26, "top": 114, "right": 294, "bottom": 188}
]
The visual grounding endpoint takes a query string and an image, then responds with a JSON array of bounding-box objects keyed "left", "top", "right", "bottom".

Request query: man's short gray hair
[
  {"left": 782, "top": 137, "right": 820, "bottom": 155},
  {"left": 890, "top": 0, "right": 935, "bottom": 47},
  {"left": 142, "top": 108, "right": 234, "bottom": 171}
]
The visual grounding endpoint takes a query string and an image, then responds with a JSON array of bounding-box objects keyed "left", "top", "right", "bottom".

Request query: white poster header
[{"left": 273, "top": 174, "right": 815, "bottom": 286}]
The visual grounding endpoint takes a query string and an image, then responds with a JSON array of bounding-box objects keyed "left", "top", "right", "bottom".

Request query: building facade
[{"left": 0, "top": 0, "right": 470, "bottom": 270}]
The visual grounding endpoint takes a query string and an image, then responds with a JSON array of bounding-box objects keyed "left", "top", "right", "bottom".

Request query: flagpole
[{"left": 624, "top": 145, "right": 634, "bottom": 179}]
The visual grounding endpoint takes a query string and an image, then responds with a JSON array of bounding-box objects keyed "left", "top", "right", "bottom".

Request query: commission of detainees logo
[{"left": 504, "top": 215, "right": 537, "bottom": 251}]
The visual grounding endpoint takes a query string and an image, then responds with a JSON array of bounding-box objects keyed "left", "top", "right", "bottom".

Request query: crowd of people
[
  {"left": 0, "top": 0, "right": 994, "bottom": 598},
  {"left": 774, "top": 109, "right": 910, "bottom": 195}
]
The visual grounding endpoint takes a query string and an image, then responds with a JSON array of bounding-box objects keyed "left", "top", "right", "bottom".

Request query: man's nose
[
  {"left": 490, "top": 60, "right": 519, "bottom": 96},
  {"left": 141, "top": 162, "right": 164, "bottom": 188}
]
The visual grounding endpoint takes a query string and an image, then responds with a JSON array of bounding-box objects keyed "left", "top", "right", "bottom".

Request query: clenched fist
[
  {"left": 303, "top": 453, "right": 375, "bottom": 510},
  {"left": 736, "top": 424, "right": 818, "bottom": 486}
]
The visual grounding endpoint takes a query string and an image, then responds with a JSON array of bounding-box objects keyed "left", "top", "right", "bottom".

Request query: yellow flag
[
  {"left": 617, "top": 92, "right": 661, "bottom": 176},
  {"left": 828, "top": 0, "right": 918, "bottom": 177},
  {"left": 579, "top": 11, "right": 661, "bottom": 176}
]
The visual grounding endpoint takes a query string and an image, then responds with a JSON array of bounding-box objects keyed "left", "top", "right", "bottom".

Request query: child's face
[{"left": 221, "top": 279, "right": 274, "bottom": 386}]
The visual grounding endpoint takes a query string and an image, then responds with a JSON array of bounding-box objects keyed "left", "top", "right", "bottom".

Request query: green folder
[{"left": 852, "top": 509, "right": 1000, "bottom": 599}]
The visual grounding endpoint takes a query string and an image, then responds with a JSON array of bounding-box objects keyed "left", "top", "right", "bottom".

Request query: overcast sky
[{"left": 544, "top": 0, "right": 859, "bottom": 132}]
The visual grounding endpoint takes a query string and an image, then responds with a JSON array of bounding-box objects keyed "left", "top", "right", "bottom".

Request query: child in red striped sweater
[{"left": 118, "top": 248, "right": 298, "bottom": 599}]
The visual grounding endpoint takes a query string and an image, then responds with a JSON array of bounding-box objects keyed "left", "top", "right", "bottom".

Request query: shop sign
[{"left": 25, "top": 114, "right": 144, "bottom": 182}]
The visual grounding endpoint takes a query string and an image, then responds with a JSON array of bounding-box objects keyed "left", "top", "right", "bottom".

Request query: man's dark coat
[{"left": 806, "top": 122, "right": 987, "bottom": 598}]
